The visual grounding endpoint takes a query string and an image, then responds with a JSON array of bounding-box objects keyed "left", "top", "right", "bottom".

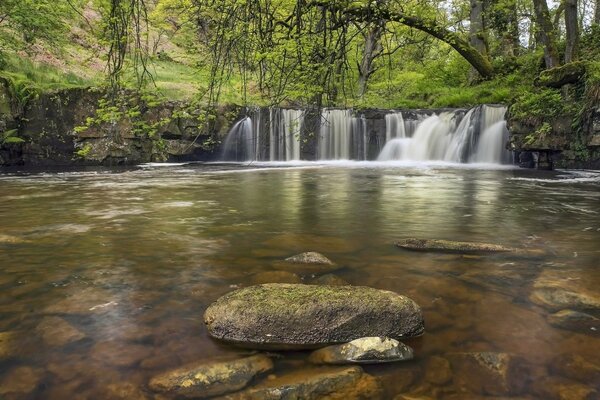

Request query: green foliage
[
  {"left": 1, "top": 129, "right": 25, "bottom": 144},
  {"left": 74, "top": 143, "right": 93, "bottom": 158},
  {"left": 511, "top": 89, "right": 565, "bottom": 123}
]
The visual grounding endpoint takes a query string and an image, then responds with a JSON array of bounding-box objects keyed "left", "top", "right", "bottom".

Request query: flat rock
[
  {"left": 551, "top": 354, "right": 600, "bottom": 385},
  {"left": 222, "top": 366, "right": 382, "bottom": 400},
  {"left": 425, "top": 356, "right": 452, "bottom": 385},
  {"left": 547, "top": 310, "right": 600, "bottom": 335},
  {"left": 447, "top": 352, "right": 529, "bottom": 396},
  {"left": 149, "top": 354, "right": 273, "bottom": 398},
  {"left": 35, "top": 316, "right": 86, "bottom": 347},
  {"left": 396, "top": 238, "right": 517, "bottom": 254},
  {"left": 90, "top": 341, "right": 153, "bottom": 367},
  {"left": 532, "top": 376, "right": 598, "bottom": 400},
  {"left": 309, "top": 337, "right": 413, "bottom": 364},
  {"left": 311, "top": 274, "right": 350, "bottom": 286},
  {"left": 250, "top": 271, "right": 302, "bottom": 284},
  {"left": 530, "top": 269, "right": 600, "bottom": 312},
  {"left": 0, "top": 366, "right": 44, "bottom": 396},
  {"left": 204, "top": 284, "right": 424, "bottom": 349},
  {"left": 0, "top": 331, "right": 20, "bottom": 359}
]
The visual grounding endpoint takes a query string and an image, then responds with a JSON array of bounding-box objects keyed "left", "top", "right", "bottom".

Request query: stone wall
[{"left": 0, "top": 80, "right": 240, "bottom": 167}]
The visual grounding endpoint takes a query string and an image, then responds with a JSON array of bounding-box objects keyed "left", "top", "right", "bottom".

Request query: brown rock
[
  {"left": 551, "top": 354, "right": 600, "bottom": 385},
  {"left": 425, "top": 356, "right": 452, "bottom": 385},
  {"left": 0, "top": 366, "right": 44, "bottom": 396},
  {"left": 35, "top": 316, "right": 86, "bottom": 346},
  {"left": 395, "top": 238, "right": 517, "bottom": 254},
  {"left": 532, "top": 376, "right": 598, "bottom": 400},
  {"left": 222, "top": 366, "right": 382, "bottom": 400},
  {"left": 547, "top": 310, "right": 600, "bottom": 335},
  {"left": 530, "top": 269, "right": 600, "bottom": 312},
  {"left": 447, "top": 352, "right": 529, "bottom": 396},
  {"left": 90, "top": 341, "right": 153, "bottom": 367},
  {"left": 149, "top": 354, "right": 273, "bottom": 398}
]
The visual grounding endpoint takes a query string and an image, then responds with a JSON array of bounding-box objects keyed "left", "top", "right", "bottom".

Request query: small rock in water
[
  {"left": 148, "top": 354, "right": 273, "bottom": 398},
  {"left": 35, "top": 316, "right": 86, "bottom": 347},
  {"left": 547, "top": 309, "right": 600, "bottom": 334},
  {"left": 396, "top": 238, "right": 517, "bottom": 254},
  {"left": 530, "top": 269, "right": 600, "bottom": 312},
  {"left": 309, "top": 337, "right": 413, "bottom": 364},
  {"left": 551, "top": 354, "right": 600, "bottom": 384},
  {"left": 447, "top": 352, "right": 530, "bottom": 396},
  {"left": 250, "top": 271, "right": 302, "bottom": 284},
  {"left": 0, "top": 366, "right": 44, "bottom": 396},
  {"left": 285, "top": 252, "right": 335, "bottom": 265},
  {"left": 204, "top": 283, "right": 424, "bottom": 349},
  {"left": 311, "top": 273, "right": 350, "bottom": 286},
  {"left": 221, "top": 366, "right": 382, "bottom": 400}
]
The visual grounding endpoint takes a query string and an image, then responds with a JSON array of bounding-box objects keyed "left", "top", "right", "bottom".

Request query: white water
[
  {"left": 221, "top": 105, "right": 512, "bottom": 164},
  {"left": 378, "top": 105, "right": 511, "bottom": 164}
]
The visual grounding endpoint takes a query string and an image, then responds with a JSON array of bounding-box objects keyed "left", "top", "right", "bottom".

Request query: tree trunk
[
  {"left": 564, "top": 0, "right": 579, "bottom": 63},
  {"left": 358, "top": 23, "right": 383, "bottom": 98},
  {"left": 469, "top": 0, "right": 487, "bottom": 56},
  {"left": 532, "top": 0, "right": 560, "bottom": 68},
  {"left": 595, "top": 0, "right": 600, "bottom": 24}
]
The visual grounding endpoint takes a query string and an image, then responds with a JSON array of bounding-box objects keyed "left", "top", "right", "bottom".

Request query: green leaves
[{"left": 1, "top": 129, "right": 25, "bottom": 144}]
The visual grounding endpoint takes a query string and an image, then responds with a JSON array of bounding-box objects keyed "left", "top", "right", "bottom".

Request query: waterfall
[
  {"left": 269, "top": 108, "right": 303, "bottom": 161},
  {"left": 377, "top": 105, "right": 512, "bottom": 164},
  {"left": 319, "top": 110, "right": 368, "bottom": 160},
  {"left": 385, "top": 112, "right": 406, "bottom": 142},
  {"left": 220, "top": 117, "right": 255, "bottom": 161}
]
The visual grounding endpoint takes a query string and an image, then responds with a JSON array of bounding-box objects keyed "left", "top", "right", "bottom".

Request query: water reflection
[{"left": 0, "top": 163, "right": 598, "bottom": 399}]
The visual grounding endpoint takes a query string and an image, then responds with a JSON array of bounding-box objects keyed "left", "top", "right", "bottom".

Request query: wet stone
[
  {"left": 0, "top": 366, "right": 44, "bottom": 396},
  {"left": 447, "top": 352, "right": 530, "bottom": 396},
  {"left": 551, "top": 354, "right": 600, "bottom": 385},
  {"left": 90, "top": 341, "right": 153, "bottom": 367},
  {"left": 309, "top": 337, "right": 413, "bottom": 365},
  {"left": 149, "top": 354, "right": 273, "bottom": 398},
  {"left": 532, "top": 376, "right": 599, "bottom": 400},
  {"left": 204, "top": 284, "right": 424, "bottom": 349},
  {"left": 285, "top": 252, "right": 335, "bottom": 265},
  {"left": 547, "top": 310, "right": 600, "bottom": 334},
  {"left": 311, "top": 273, "right": 350, "bottom": 286},
  {"left": 222, "top": 366, "right": 383, "bottom": 400},
  {"left": 425, "top": 356, "right": 453, "bottom": 385},
  {"left": 529, "top": 269, "right": 600, "bottom": 312},
  {"left": 396, "top": 238, "right": 517, "bottom": 254},
  {"left": 250, "top": 271, "right": 302, "bottom": 284},
  {"left": 35, "top": 316, "right": 86, "bottom": 346}
]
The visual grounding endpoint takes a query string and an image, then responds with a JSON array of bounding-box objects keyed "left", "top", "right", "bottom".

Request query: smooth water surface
[{"left": 0, "top": 162, "right": 599, "bottom": 399}]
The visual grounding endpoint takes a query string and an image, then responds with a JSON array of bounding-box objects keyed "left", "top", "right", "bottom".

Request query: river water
[{"left": 0, "top": 162, "right": 599, "bottom": 399}]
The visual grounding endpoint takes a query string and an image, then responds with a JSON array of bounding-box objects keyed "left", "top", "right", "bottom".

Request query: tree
[
  {"left": 564, "top": 0, "right": 579, "bottom": 62},
  {"left": 531, "top": 0, "right": 560, "bottom": 68}
]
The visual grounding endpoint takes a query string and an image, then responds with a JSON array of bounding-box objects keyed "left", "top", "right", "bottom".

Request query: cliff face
[{"left": 0, "top": 80, "right": 239, "bottom": 167}]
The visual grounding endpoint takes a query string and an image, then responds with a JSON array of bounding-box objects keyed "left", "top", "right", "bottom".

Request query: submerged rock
[
  {"left": 309, "top": 337, "right": 413, "bottom": 365},
  {"left": 547, "top": 310, "right": 599, "bottom": 334},
  {"left": 149, "top": 354, "right": 273, "bottom": 398},
  {"left": 530, "top": 269, "right": 600, "bottom": 312},
  {"left": 311, "top": 274, "right": 350, "bottom": 286},
  {"left": 447, "top": 352, "right": 529, "bottom": 396},
  {"left": 532, "top": 376, "right": 598, "bottom": 400},
  {"left": 0, "top": 366, "right": 44, "bottom": 396},
  {"left": 396, "top": 238, "right": 517, "bottom": 254},
  {"left": 222, "top": 366, "right": 382, "bottom": 400},
  {"left": 35, "top": 316, "right": 86, "bottom": 347},
  {"left": 250, "top": 271, "right": 302, "bottom": 284},
  {"left": 425, "top": 356, "right": 453, "bottom": 385},
  {"left": 285, "top": 252, "right": 335, "bottom": 265},
  {"left": 204, "top": 284, "right": 424, "bottom": 349},
  {"left": 551, "top": 354, "right": 600, "bottom": 384}
]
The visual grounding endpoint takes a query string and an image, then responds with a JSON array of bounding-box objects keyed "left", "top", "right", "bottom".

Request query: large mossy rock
[{"left": 204, "top": 284, "right": 424, "bottom": 349}]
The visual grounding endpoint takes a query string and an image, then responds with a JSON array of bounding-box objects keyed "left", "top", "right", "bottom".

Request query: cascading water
[
  {"left": 270, "top": 108, "right": 304, "bottom": 161},
  {"left": 378, "top": 105, "right": 512, "bottom": 164},
  {"left": 220, "top": 104, "right": 512, "bottom": 164},
  {"left": 319, "top": 110, "right": 369, "bottom": 160},
  {"left": 220, "top": 117, "right": 255, "bottom": 161}
]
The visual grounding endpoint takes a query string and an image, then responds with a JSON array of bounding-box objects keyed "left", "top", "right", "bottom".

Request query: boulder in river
[
  {"left": 149, "top": 354, "right": 273, "bottom": 398},
  {"left": 204, "top": 284, "right": 424, "bottom": 349},
  {"left": 222, "top": 366, "right": 382, "bottom": 400},
  {"left": 396, "top": 238, "right": 518, "bottom": 254},
  {"left": 309, "top": 337, "right": 413, "bottom": 364}
]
